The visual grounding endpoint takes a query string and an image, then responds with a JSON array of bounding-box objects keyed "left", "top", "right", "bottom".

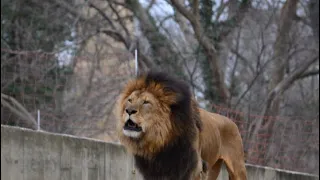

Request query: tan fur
[
  {"left": 116, "top": 75, "right": 246, "bottom": 180},
  {"left": 199, "top": 109, "right": 247, "bottom": 180}
]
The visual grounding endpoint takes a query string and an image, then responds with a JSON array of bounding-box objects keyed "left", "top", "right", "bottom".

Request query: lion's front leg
[{"left": 192, "top": 159, "right": 209, "bottom": 180}]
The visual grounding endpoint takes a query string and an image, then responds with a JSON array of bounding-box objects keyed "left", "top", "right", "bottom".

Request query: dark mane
[
  {"left": 134, "top": 71, "right": 201, "bottom": 180},
  {"left": 144, "top": 71, "right": 191, "bottom": 101},
  {"left": 144, "top": 71, "right": 192, "bottom": 125},
  {"left": 141, "top": 71, "right": 202, "bottom": 131}
]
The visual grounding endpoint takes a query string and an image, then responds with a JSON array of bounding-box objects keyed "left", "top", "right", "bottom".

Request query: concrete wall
[{"left": 1, "top": 125, "right": 319, "bottom": 180}]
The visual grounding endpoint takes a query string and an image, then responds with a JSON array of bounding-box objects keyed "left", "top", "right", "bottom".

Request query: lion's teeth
[{"left": 123, "top": 129, "right": 141, "bottom": 138}]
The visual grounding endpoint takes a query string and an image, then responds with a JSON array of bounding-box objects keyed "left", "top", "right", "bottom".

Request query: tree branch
[
  {"left": 109, "top": 2, "right": 131, "bottom": 39},
  {"left": 268, "top": 56, "right": 318, "bottom": 109},
  {"left": 52, "top": 0, "right": 89, "bottom": 22},
  {"left": 297, "top": 69, "right": 319, "bottom": 80},
  {"left": 230, "top": 48, "right": 255, "bottom": 73},
  {"left": 192, "top": 0, "right": 199, "bottom": 19},
  {"left": 252, "top": 56, "right": 319, "bottom": 136},
  {"left": 88, "top": 2, "right": 116, "bottom": 29},
  {"left": 215, "top": 0, "right": 230, "bottom": 21},
  {"left": 146, "top": 0, "right": 156, "bottom": 12},
  {"left": 170, "top": 0, "right": 197, "bottom": 25},
  {"left": 217, "top": 0, "right": 252, "bottom": 39},
  {"left": 99, "top": 28, "right": 129, "bottom": 47},
  {"left": 1, "top": 93, "right": 37, "bottom": 130}
]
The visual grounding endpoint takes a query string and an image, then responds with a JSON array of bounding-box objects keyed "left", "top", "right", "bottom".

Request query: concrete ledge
[
  {"left": 1, "top": 125, "right": 143, "bottom": 180},
  {"left": 245, "top": 164, "right": 319, "bottom": 179},
  {"left": 1, "top": 125, "right": 319, "bottom": 180}
]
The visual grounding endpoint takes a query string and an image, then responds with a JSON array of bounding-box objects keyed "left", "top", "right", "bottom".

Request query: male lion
[{"left": 116, "top": 71, "right": 247, "bottom": 180}]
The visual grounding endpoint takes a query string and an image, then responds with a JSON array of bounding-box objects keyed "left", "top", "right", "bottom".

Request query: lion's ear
[
  {"left": 161, "top": 91, "right": 185, "bottom": 106},
  {"left": 158, "top": 93, "right": 176, "bottom": 105},
  {"left": 162, "top": 84, "right": 190, "bottom": 106},
  {"left": 159, "top": 86, "right": 178, "bottom": 104}
]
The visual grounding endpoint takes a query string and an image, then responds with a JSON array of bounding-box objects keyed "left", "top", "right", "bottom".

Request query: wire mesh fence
[
  {"left": 213, "top": 104, "right": 319, "bottom": 174},
  {"left": 1, "top": 48, "right": 319, "bottom": 175}
]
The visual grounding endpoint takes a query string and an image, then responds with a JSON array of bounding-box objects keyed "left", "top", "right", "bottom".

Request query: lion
[{"left": 116, "top": 71, "right": 247, "bottom": 180}]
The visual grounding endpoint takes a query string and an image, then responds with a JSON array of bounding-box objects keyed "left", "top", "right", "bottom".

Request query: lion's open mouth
[
  {"left": 124, "top": 119, "right": 142, "bottom": 132},
  {"left": 123, "top": 119, "right": 142, "bottom": 138}
]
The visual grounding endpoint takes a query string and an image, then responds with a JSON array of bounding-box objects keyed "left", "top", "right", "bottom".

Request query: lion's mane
[{"left": 116, "top": 71, "right": 203, "bottom": 179}]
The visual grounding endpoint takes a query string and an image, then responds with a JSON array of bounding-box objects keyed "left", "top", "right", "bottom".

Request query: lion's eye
[{"left": 128, "top": 99, "right": 132, "bottom": 103}]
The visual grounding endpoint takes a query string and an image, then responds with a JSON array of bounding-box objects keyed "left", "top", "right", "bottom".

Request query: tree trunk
[
  {"left": 309, "top": 0, "right": 319, "bottom": 40},
  {"left": 266, "top": 0, "right": 299, "bottom": 118},
  {"left": 249, "top": 0, "right": 312, "bottom": 166}
]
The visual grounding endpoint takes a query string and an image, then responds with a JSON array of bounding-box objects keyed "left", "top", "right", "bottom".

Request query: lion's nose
[{"left": 126, "top": 108, "right": 137, "bottom": 115}]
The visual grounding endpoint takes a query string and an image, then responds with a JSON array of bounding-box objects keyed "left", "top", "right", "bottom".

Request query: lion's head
[{"left": 116, "top": 71, "right": 200, "bottom": 158}]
